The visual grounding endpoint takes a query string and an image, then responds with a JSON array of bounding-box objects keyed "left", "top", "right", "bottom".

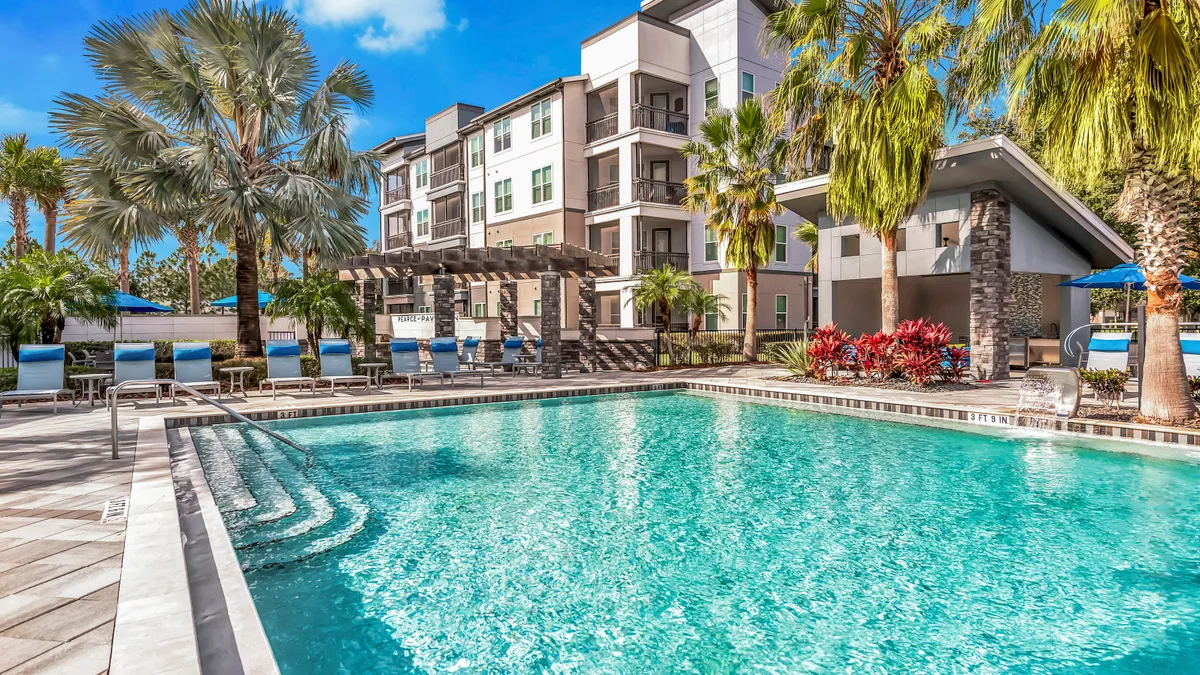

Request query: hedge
[{"left": 64, "top": 339, "right": 239, "bottom": 362}]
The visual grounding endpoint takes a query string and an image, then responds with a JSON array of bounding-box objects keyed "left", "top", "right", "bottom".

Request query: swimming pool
[{"left": 191, "top": 391, "right": 1200, "bottom": 673}]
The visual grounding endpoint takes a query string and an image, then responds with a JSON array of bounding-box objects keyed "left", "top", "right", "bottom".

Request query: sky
[{"left": 0, "top": 0, "right": 633, "bottom": 263}]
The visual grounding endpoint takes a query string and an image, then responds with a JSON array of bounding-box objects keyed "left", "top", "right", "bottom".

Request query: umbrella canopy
[
  {"left": 1058, "top": 263, "right": 1200, "bottom": 290},
  {"left": 106, "top": 291, "right": 173, "bottom": 313},
  {"left": 212, "top": 290, "right": 275, "bottom": 309}
]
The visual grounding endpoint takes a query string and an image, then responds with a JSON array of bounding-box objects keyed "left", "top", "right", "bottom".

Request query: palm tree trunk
[
  {"left": 880, "top": 229, "right": 899, "bottom": 333},
  {"left": 744, "top": 266, "right": 758, "bottom": 361},
  {"left": 178, "top": 223, "right": 201, "bottom": 314},
  {"left": 11, "top": 192, "right": 28, "bottom": 258},
  {"left": 39, "top": 315, "right": 55, "bottom": 345},
  {"left": 660, "top": 299, "right": 675, "bottom": 365},
  {"left": 117, "top": 240, "right": 131, "bottom": 293},
  {"left": 43, "top": 205, "right": 57, "bottom": 254},
  {"left": 1116, "top": 151, "right": 1197, "bottom": 422},
  {"left": 235, "top": 223, "right": 263, "bottom": 357}
]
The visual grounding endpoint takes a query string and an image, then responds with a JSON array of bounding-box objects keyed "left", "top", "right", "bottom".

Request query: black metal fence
[{"left": 654, "top": 328, "right": 809, "bottom": 366}]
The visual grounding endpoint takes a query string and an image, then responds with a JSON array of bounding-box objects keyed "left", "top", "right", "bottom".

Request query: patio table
[
  {"left": 358, "top": 362, "right": 388, "bottom": 390},
  {"left": 70, "top": 373, "right": 112, "bottom": 408},
  {"left": 220, "top": 366, "right": 255, "bottom": 398}
]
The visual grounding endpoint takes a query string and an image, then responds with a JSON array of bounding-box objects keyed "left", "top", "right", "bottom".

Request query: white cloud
[
  {"left": 0, "top": 100, "right": 48, "bottom": 135},
  {"left": 343, "top": 113, "right": 369, "bottom": 141},
  {"left": 287, "top": 0, "right": 449, "bottom": 52}
]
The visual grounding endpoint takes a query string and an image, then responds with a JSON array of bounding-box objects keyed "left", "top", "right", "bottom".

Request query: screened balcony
[
  {"left": 633, "top": 73, "right": 688, "bottom": 136},
  {"left": 586, "top": 84, "right": 620, "bottom": 143}
]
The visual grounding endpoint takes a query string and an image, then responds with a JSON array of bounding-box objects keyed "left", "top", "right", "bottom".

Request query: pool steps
[
  {"left": 191, "top": 427, "right": 256, "bottom": 513},
  {"left": 205, "top": 426, "right": 296, "bottom": 529},
  {"left": 228, "top": 429, "right": 335, "bottom": 550}
]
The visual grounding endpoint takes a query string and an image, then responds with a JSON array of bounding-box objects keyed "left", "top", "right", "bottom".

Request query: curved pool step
[
  {"left": 240, "top": 486, "right": 369, "bottom": 570},
  {"left": 230, "top": 428, "right": 335, "bottom": 550},
  {"left": 210, "top": 425, "right": 296, "bottom": 530},
  {"left": 190, "top": 427, "right": 257, "bottom": 513}
]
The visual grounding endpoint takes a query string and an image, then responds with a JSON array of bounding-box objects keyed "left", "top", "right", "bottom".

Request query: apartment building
[{"left": 373, "top": 0, "right": 812, "bottom": 333}]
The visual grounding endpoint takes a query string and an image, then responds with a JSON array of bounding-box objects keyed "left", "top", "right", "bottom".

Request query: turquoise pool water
[{"left": 193, "top": 392, "right": 1200, "bottom": 673}]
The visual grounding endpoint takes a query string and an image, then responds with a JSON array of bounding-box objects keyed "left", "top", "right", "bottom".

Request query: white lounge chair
[
  {"left": 431, "top": 337, "right": 484, "bottom": 388},
  {"left": 260, "top": 340, "right": 316, "bottom": 399},
  {"left": 106, "top": 343, "right": 161, "bottom": 408},
  {"left": 0, "top": 344, "right": 75, "bottom": 415},
  {"left": 512, "top": 338, "right": 544, "bottom": 376},
  {"left": 171, "top": 342, "right": 221, "bottom": 403},
  {"left": 459, "top": 337, "right": 480, "bottom": 367},
  {"left": 1084, "top": 332, "right": 1132, "bottom": 373},
  {"left": 480, "top": 336, "right": 525, "bottom": 375},
  {"left": 1182, "top": 333, "right": 1200, "bottom": 378},
  {"left": 317, "top": 339, "right": 371, "bottom": 394},
  {"left": 382, "top": 339, "right": 438, "bottom": 391}
]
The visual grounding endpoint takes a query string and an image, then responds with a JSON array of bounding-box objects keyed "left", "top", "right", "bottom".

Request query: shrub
[
  {"left": 807, "top": 324, "right": 850, "bottom": 381},
  {"left": 943, "top": 346, "right": 970, "bottom": 384},
  {"left": 852, "top": 331, "right": 896, "bottom": 381},
  {"left": 1081, "top": 368, "right": 1129, "bottom": 409},
  {"left": 893, "top": 319, "right": 951, "bottom": 386},
  {"left": 693, "top": 340, "right": 739, "bottom": 365},
  {"left": 64, "top": 339, "right": 238, "bottom": 362},
  {"left": 770, "top": 341, "right": 813, "bottom": 376},
  {"left": 1191, "top": 376, "right": 1200, "bottom": 400}
]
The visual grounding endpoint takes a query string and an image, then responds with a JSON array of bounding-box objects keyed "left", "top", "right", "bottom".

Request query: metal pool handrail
[{"left": 110, "top": 378, "right": 311, "bottom": 460}]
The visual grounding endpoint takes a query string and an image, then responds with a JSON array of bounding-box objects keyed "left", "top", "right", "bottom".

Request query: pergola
[{"left": 338, "top": 244, "right": 618, "bottom": 377}]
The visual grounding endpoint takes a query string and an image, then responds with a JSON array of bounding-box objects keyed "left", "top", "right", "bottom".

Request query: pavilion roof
[{"left": 338, "top": 243, "right": 618, "bottom": 282}]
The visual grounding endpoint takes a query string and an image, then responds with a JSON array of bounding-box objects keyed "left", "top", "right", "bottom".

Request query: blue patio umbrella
[
  {"left": 211, "top": 290, "right": 275, "bottom": 309},
  {"left": 1059, "top": 263, "right": 1200, "bottom": 319},
  {"left": 106, "top": 291, "right": 173, "bottom": 313}
]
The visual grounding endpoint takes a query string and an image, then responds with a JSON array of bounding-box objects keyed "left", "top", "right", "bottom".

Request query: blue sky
[{"left": 0, "top": 0, "right": 632, "bottom": 262}]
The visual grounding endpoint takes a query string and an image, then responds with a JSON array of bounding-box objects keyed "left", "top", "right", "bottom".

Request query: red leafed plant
[
  {"left": 852, "top": 331, "right": 897, "bottom": 381},
  {"left": 943, "top": 346, "right": 970, "bottom": 384},
  {"left": 893, "top": 319, "right": 952, "bottom": 386},
  {"left": 807, "top": 323, "right": 850, "bottom": 381}
]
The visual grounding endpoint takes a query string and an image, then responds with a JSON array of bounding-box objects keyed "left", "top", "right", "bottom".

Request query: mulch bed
[
  {"left": 1074, "top": 405, "right": 1200, "bottom": 430},
  {"left": 773, "top": 375, "right": 977, "bottom": 393}
]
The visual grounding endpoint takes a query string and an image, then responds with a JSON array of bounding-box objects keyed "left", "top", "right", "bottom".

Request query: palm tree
[
  {"left": 266, "top": 272, "right": 363, "bottom": 347},
  {"left": 175, "top": 216, "right": 211, "bottom": 314},
  {"left": 53, "top": 0, "right": 378, "bottom": 357},
  {"left": 764, "top": 0, "right": 959, "bottom": 333},
  {"left": 30, "top": 147, "right": 67, "bottom": 254},
  {"left": 0, "top": 134, "right": 39, "bottom": 258},
  {"left": 678, "top": 286, "right": 730, "bottom": 335},
  {"left": 628, "top": 264, "right": 693, "bottom": 365},
  {"left": 0, "top": 248, "right": 117, "bottom": 347},
  {"left": 682, "top": 98, "right": 786, "bottom": 361},
  {"left": 977, "top": 0, "right": 1200, "bottom": 423},
  {"left": 794, "top": 221, "right": 819, "bottom": 272}
]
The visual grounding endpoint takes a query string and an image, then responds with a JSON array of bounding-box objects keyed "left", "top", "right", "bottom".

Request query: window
[
  {"left": 414, "top": 159, "right": 429, "bottom": 189},
  {"left": 741, "top": 293, "right": 747, "bottom": 329},
  {"left": 533, "top": 231, "right": 554, "bottom": 245},
  {"left": 531, "top": 99, "right": 552, "bottom": 139},
  {"left": 533, "top": 299, "right": 542, "bottom": 317},
  {"left": 939, "top": 222, "right": 960, "bottom": 247},
  {"left": 494, "top": 179, "right": 513, "bottom": 214},
  {"left": 532, "top": 165, "right": 553, "bottom": 204},
  {"left": 775, "top": 295, "right": 788, "bottom": 329},
  {"left": 493, "top": 117, "right": 511, "bottom": 153},
  {"left": 386, "top": 303, "right": 402, "bottom": 314},
  {"left": 471, "top": 192, "right": 485, "bottom": 223},
  {"left": 419, "top": 305, "right": 432, "bottom": 313},
  {"left": 705, "top": 311, "right": 718, "bottom": 330},
  {"left": 841, "top": 234, "right": 860, "bottom": 257},
  {"left": 704, "top": 78, "right": 719, "bottom": 115},
  {"left": 775, "top": 224, "right": 787, "bottom": 262},
  {"left": 496, "top": 238, "right": 513, "bottom": 248},
  {"left": 469, "top": 136, "right": 484, "bottom": 168},
  {"left": 473, "top": 302, "right": 485, "bottom": 317},
  {"left": 415, "top": 209, "right": 430, "bottom": 237},
  {"left": 896, "top": 228, "right": 907, "bottom": 252},
  {"left": 609, "top": 231, "right": 620, "bottom": 255},
  {"left": 741, "top": 72, "right": 754, "bottom": 103},
  {"left": 705, "top": 226, "right": 718, "bottom": 262}
]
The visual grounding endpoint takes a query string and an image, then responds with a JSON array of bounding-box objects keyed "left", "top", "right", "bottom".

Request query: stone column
[
  {"left": 540, "top": 271, "right": 562, "bottom": 379},
  {"left": 432, "top": 274, "right": 455, "bottom": 338},
  {"left": 578, "top": 276, "right": 597, "bottom": 372},
  {"left": 355, "top": 279, "right": 377, "bottom": 358},
  {"left": 499, "top": 280, "right": 518, "bottom": 338},
  {"left": 969, "top": 189, "right": 1012, "bottom": 381}
]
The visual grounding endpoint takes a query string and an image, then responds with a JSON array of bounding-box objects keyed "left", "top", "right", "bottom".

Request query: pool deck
[{"left": 0, "top": 365, "right": 1173, "bottom": 674}]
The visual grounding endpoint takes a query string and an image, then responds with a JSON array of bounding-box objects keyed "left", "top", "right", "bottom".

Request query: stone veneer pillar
[
  {"left": 578, "top": 276, "right": 597, "bottom": 373},
  {"left": 432, "top": 274, "right": 455, "bottom": 338},
  {"left": 540, "top": 271, "right": 562, "bottom": 379},
  {"left": 499, "top": 280, "right": 518, "bottom": 338},
  {"left": 355, "top": 279, "right": 377, "bottom": 358},
  {"left": 969, "top": 189, "right": 1012, "bottom": 381}
]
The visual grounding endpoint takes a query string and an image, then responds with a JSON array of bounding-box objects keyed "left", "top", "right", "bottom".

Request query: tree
[
  {"left": 0, "top": 134, "right": 53, "bottom": 259},
  {"left": 30, "top": 147, "right": 67, "bottom": 254},
  {"left": 682, "top": 98, "right": 786, "bottom": 360},
  {"left": 628, "top": 265, "right": 694, "bottom": 365},
  {"left": 765, "top": 0, "right": 959, "bottom": 333},
  {"left": 53, "top": 0, "right": 378, "bottom": 357},
  {"left": 678, "top": 285, "right": 730, "bottom": 335},
  {"left": 266, "top": 272, "right": 364, "bottom": 347},
  {"left": 794, "top": 221, "right": 819, "bottom": 272},
  {"left": 0, "top": 248, "right": 117, "bottom": 351},
  {"left": 984, "top": 0, "right": 1200, "bottom": 422}
]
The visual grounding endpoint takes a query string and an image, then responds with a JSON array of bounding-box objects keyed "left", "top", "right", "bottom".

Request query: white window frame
[
  {"left": 775, "top": 224, "right": 787, "bottom": 262},
  {"left": 531, "top": 98, "right": 552, "bottom": 139},
  {"left": 704, "top": 78, "right": 719, "bottom": 115},
  {"left": 495, "top": 238, "right": 513, "bottom": 248},
  {"left": 705, "top": 311, "right": 718, "bottom": 331},
  {"left": 533, "top": 231, "right": 554, "bottom": 245},
  {"left": 473, "top": 302, "right": 485, "bottom": 317},
  {"left": 419, "top": 305, "right": 432, "bottom": 314},
  {"left": 704, "top": 226, "right": 718, "bottom": 262},
  {"left": 471, "top": 191, "right": 485, "bottom": 223},
  {"left": 533, "top": 299, "right": 542, "bottom": 317},
  {"left": 414, "top": 159, "right": 429, "bottom": 189},
  {"left": 415, "top": 209, "right": 430, "bottom": 237},
  {"left": 532, "top": 165, "right": 553, "bottom": 205},
  {"left": 494, "top": 178, "right": 513, "bottom": 214},
  {"left": 469, "top": 136, "right": 484, "bottom": 168},
  {"left": 775, "top": 294, "right": 788, "bottom": 329},
  {"left": 741, "top": 72, "right": 754, "bottom": 103},
  {"left": 493, "top": 117, "right": 511, "bottom": 153}
]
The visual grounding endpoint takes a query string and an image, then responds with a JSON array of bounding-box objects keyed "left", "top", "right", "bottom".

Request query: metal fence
[
  {"left": 654, "top": 328, "right": 809, "bottom": 366},
  {"left": 0, "top": 349, "right": 13, "bottom": 369},
  {"left": 267, "top": 331, "right": 297, "bottom": 341}
]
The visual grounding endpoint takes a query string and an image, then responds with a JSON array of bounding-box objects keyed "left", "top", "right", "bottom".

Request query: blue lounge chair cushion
[
  {"left": 503, "top": 338, "right": 524, "bottom": 349},
  {"left": 430, "top": 339, "right": 458, "bottom": 353},
  {"left": 266, "top": 342, "right": 301, "bottom": 357},
  {"left": 390, "top": 339, "right": 419, "bottom": 353},
  {"left": 173, "top": 344, "right": 211, "bottom": 361},
  {"left": 114, "top": 344, "right": 156, "bottom": 362},
  {"left": 1182, "top": 337, "right": 1200, "bottom": 355},
  {"left": 18, "top": 345, "right": 65, "bottom": 363},
  {"left": 463, "top": 338, "right": 479, "bottom": 348},
  {"left": 536, "top": 338, "right": 543, "bottom": 348},
  {"left": 1089, "top": 337, "right": 1130, "bottom": 353},
  {"left": 319, "top": 340, "right": 352, "bottom": 355}
]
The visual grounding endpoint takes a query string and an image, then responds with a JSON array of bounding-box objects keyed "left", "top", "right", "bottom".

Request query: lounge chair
[
  {"left": 480, "top": 336, "right": 525, "bottom": 375},
  {"left": 1182, "top": 333, "right": 1200, "bottom": 378},
  {"left": 69, "top": 351, "right": 96, "bottom": 368},
  {"left": 260, "top": 340, "right": 316, "bottom": 399},
  {"left": 171, "top": 342, "right": 221, "bottom": 403},
  {"left": 317, "top": 339, "right": 371, "bottom": 394},
  {"left": 1084, "top": 332, "right": 1132, "bottom": 373},
  {"left": 459, "top": 337, "right": 481, "bottom": 367},
  {"left": 106, "top": 343, "right": 161, "bottom": 408},
  {"left": 382, "top": 339, "right": 439, "bottom": 391},
  {"left": 431, "top": 337, "right": 485, "bottom": 388},
  {"left": 0, "top": 345, "right": 75, "bottom": 415},
  {"left": 512, "top": 338, "right": 544, "bottom": 376}
]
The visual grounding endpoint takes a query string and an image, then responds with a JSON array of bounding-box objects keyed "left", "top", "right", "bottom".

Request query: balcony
[
  {"left": 634, "top": 178, "right": 686, "bottom": 206},
  {"left": 635, "top": 251, "right": 689, "bottom": 272},
  {"left": 384, "top": 184, "right": 410, "bottom": 205},
  {"left": 430, "top": 164, "right": 463, "bottom": 190},
  {"left": 386, "top": 232, "right": 412, "bottom": 250},
  {"left": 384, "top": 278, "right": 414, "bottom": 296},
  {"left": 586, "top": 113, "right": 618, "bottom": 143},
  {"left": 632, "top": 104, "right": 688, "bottom": 136},
  {"left": 431, "top": 217, "right": 465, "bottom": 241},
  {"left": 588, "top": 184, "right": 620, "bottom": 212}
]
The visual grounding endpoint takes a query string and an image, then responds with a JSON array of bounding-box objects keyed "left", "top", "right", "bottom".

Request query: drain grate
[{"left": 101, "top": 497, "right": 130, "bottom": 524}]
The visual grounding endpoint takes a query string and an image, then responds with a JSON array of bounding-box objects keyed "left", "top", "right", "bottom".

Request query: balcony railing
[
  {"left": 384, "top": 184, "right": 409, "bottom": 204},
  {"left": 587, "top": 184, "right": 620, "bottom": 212},
  {"left": 586, "top": 113, "right": 619, "bottom": 143},
  {"left": 633, "top": 104, "right": 688, "bottom": 135},
  {"left": 386, "top": 232, "right": 412, "bottom": 250},
  {"left": 385, "top": 278, "right": 414, "bottom": 296},
  {"left": 430, "top": 164, "right": 463, "bottom": 190},
  {"left": 431, "top": 217, "right": 466, "bottom": 240},
  {"left": 635, "top": 251, "right": 689, "bottom": 272},
  {"left": 634, "top": 178, "right": 686, "bottom": 206}
]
